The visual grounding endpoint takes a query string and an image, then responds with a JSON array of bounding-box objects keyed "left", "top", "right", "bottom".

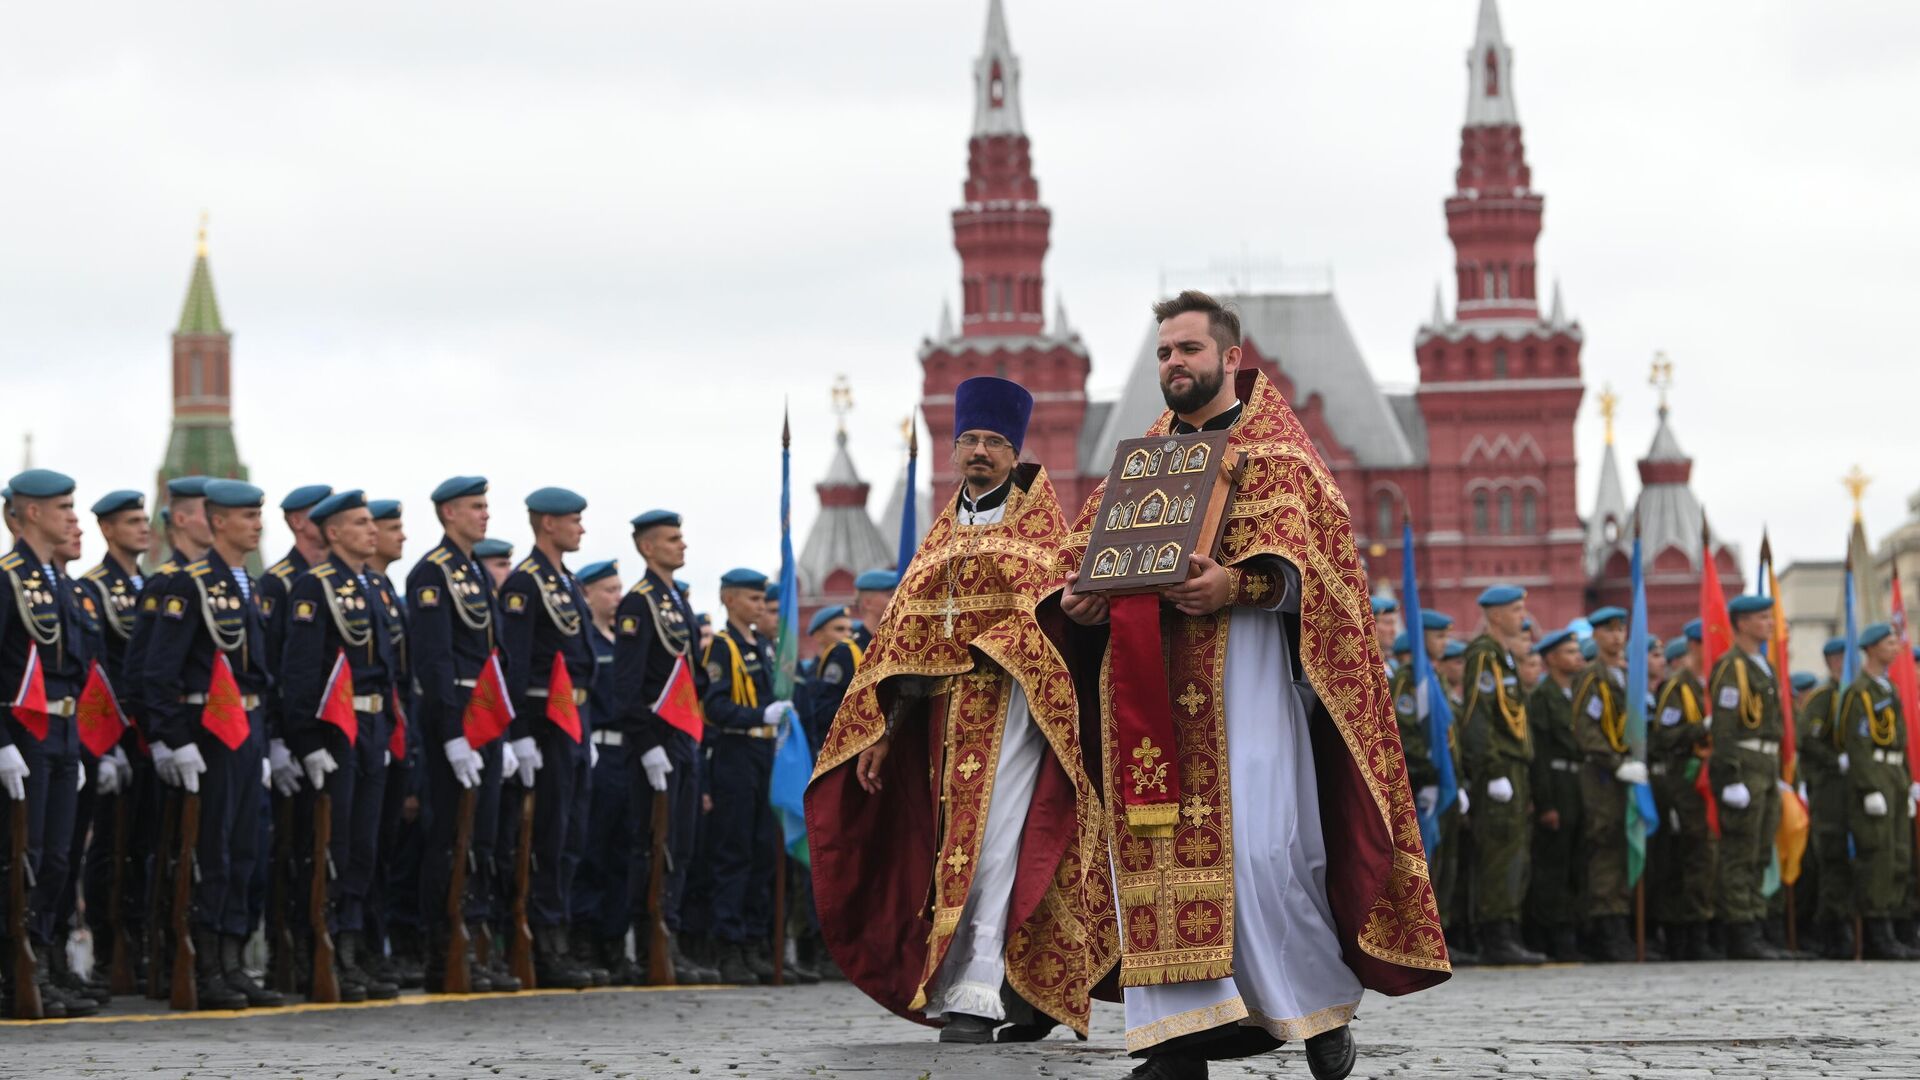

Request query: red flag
[
  {"left": 202, "top": 652, "right": 251, "bottom": 751},
  {"left": 388, "top": 690, "right": 408, "bottom": 763},
  {"left": 1889, "top": 565, "right": 1920, "bottom": 786},
  {"left": 1695, "top": 522, "right": 1731, "bottom": 840},
  {"left": 1762, "top": 533, "right": 1797, "bottom": 784},
  {"left": 545, "top": 652, "right": 582, "bottom": 743},
  {"left": 75, "top": 660, "right": 127, "bottom": 758},
  {"left": 461, "top": 650, "right": 515, "bottom": 748},
  {"left": 9, "top": 642, "right": 48, "bottom": 741},
  {"left": 318, "top": 649, "right": 358, "bottom": 745},
  {"left": 651, "top": 656, "right": 705, "bottom": 744}
]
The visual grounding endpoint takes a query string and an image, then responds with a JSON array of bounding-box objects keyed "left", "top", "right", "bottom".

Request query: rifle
[
  {"left": 443, "top": 786, "right": 477, "bottom": 994},
  {"left": 9, "top": 800, "right": 42, "bottom": 1019},
  {"left": 645, "top": 790, "right": 674, "bottom": 985},
  {"left": 107, "top": 787, "right": 135, "bottom": 995},
  {"left": 508, "top": 788, "right": 536, "bottom": 990},
  {"left": 169, "top": 792, "right": 201, "bottom": 1012},
  {"left": 268, "top": 794, "right": 296, "bottom": 993},
  {"left": 146, "top": 790, "right": 179, "bottom": 1000},
  {"left": 309, "top": 792, "right": 339, "bottom": 1003}
]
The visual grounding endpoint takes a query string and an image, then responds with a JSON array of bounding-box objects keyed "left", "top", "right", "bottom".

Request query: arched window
[
  {"left": 1498, "top": 490, "right": 1513, "bottom": 535},
  {"left": 1473, "top": 491, "right": 1490, "bottom": 535},
  {"left": 189, "top": 352, "right": 203, "bottom": 397},
  {"left": 1493, "top": 348, "right": 1508, "bottom": 379},
  {"left": 1375, "top": 492, "right": 1394, "bottom": 541},
  {"left": 1522, "top": 489, "right": 1538, "bottom": 534},
  {"left": 1483, "top": 269, "right": 1495, "bottom": 300}
]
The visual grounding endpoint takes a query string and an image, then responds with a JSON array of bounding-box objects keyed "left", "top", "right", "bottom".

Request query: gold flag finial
[
  {"left": 196, "top": 210, "right": 209, "bottom": 257},
  {"left": 1648, "top": 351, "right": 1674, "bottom": 416},
  {"left": 830, "top": 374, "right": 853, "bottom": 434},
  {"left": 1597, "top": 383, "right": 1619, "bottom": 446},
  {"left": 1843, "top": 464, "right": 1871, "bottom": 524}
]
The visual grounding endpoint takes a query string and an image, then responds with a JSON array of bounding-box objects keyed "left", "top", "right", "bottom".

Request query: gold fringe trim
[
  {"left": 1117, "top": 882, "right": 1163, "bottom": 908},
  {"left": 1119, "top": 956, "right": 1234, "bottom": 988},
  {"left": 1167, "top": 880, "right": 1232, "bottom": 905}
]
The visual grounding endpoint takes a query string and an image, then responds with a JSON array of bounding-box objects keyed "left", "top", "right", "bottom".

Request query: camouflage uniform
[
  {"left": 1460, "top": 633, "right": 1539, "bottom": 960},
  {"left": 1798, "top": 676, "right": 1854, "bottom": 951},
  {"left": 1706, "top": 648, "right": 1787, "bottom": 958},
  {"left": 1525, "top": 675, "right": 1583, "bottom": 956},
  {"left": 1837, "top": 672, "right": 1915, "bottom": 954},
  {"left": 1571, "top": 661, "right": 1632, "bottom": 924},
  {"left": 1651, "top": 669, "right": 1717, "bottom": 954}
]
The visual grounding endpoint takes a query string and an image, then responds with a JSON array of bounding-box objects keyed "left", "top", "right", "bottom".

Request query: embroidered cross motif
[
  {"left": 1128, "top": 737, "right": 1169, "bottom": 796},
  {"left": 957, "top": 753, "right": 982, "bottom": 781},
  {"left": 1180, "top": 793, "right": 1212, "bottom": 827},
  {"left": 1242, "top": 573, "right": 1271, "bottom": 600},
  {"left": 1177, "top": 683, "right": 1206, "bottom": 716},
  {"left": 944, "top": 848, "right": 970, "bottom": 874},
  {"left": 1177, "top": 832, "right": 1219, "bottom": 864},
  {"left": 1178, "top": 905, "right": 1221, "bottom": 939}
]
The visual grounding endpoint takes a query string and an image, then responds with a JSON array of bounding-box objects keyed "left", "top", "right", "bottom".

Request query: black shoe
[
  {"left": 338, "top": 931, "right": 399, "bottom": 1000},
  {"left": 1478, "top": 922, "right": 1546, "bottom": 966},
  {"left": 1443, "top": 929, "right": 1479, "bottom": 967},
  {"left": 997, "top": 1019, "right": 1058, "bottom": 1042},
  {"left": 1127, "top": 1054, "right": 1207, "bottom": 1080},
  {"left": 533, "top": 930, "right": 593, "bottom": 990},
  {"left": 1305, "top": 1024, "right": 1356, "bottom": 1080},
  {"left": 189, "top": 928, "right": 247, "bottom": 1011},
  {"left": 37, "top": 948, "right": 97, "bottom": 1018},
  {"left": 565, "top": 927, "right": 611, "bottom": 987},
  {"left": 1822, "top": 920, "right": 1857, "bottom": 961},
  {"left": 747, "top": 941, "right": 777, "bottom": 984},
  {"left": 781, "top": 940, "right": 821, "bottom": 985},
  {"left": 1548, "top": 926, "right": 1582, "bottom": 963},
  {"left": 1864, "top": 919, "right": 1920, "bottom": 961},
  {"left": 49, "top": 943, "right": 112, "bottom": 1005},
  {"left": 1726, "top": 921, "right": 1783, "bottom": 960},
  {"left": 1681, "top": 923, "right": 1715, "bottom": 962},
  {"left": 716, "top": 942, "right": 758, "bottom": 985},
  {"left": 938, "top": 1012, "right": 998, "bottom": 1043},
  {"left": 222, "top": 935, "right": 285, "bottom": 1007},
  {"left": 666, "top": 932, "right": 722, "bottom": 985},
  {"left": 1597, "top": 917, "right": 1637, "bottom": 963}
]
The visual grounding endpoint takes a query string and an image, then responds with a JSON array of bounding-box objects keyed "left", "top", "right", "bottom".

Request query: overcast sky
[{"left": 3, "top": 0, "right": 1915, "bottom": 610}]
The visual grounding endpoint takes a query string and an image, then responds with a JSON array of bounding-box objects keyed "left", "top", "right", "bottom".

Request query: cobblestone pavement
[{"left": 3, "top": 961, "right": 1916, "bottom": 1079}]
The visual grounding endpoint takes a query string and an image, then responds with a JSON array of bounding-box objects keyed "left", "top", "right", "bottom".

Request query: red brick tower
[
  {"left": 919, "top": 0, "right": 1092, "bottom": 510},
  {"left": 1411, "top": 0, "right": 1588, "bottom": 630}
]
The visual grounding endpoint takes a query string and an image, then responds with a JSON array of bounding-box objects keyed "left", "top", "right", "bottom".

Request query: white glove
[
  {"left": 77, "top": 767, "right": 87, "bottom": 792},
  {"left": 0, "top": 745, "right": 25, "bottom": 802},
  {"left": 1614, "top": 760, "right": 1650, "bottom": 787},
  {"left": 150, "top": 742, "right": 174, "bottom": 775},
  {"left": 302, "top": 748, "right": 339, "bottom": 791},
  {"left": 1487, "top": 777, "right": 1515, "bottom": 803},
  {"left": 108, "top": 747, "right": 132, "bottom": 794},
  {"left": 443, "top": 736, "right": 483, "bottom": 790},
  {"left": 269, "top": 739, "right": 302, "bottom": 797},
  {"left": 509, "top": 736, "right": 541, "bottom": 786},
  {"left": 95, "top": 754, "right": 122, "bottom": 796},
  {"left": 384, "top": 751, "right": 392, "bottom": 767},
  {"left": 1909, "top": 781, "right": 1920, "bottom": 806},
  {"left": 1838, "top": 753, "right": 1850, "bottom": 775},
  {"left": 1720, "top": 781, "right": 1751, "bottom": 809},
  {"left": 590, "top": 743, "right": 600, "bottom": 769},
  {"left": 1415, "top": 785, "right": 1438, "bottom": 816},
  {"left": 641, "top": 746, "right": 673, "bottom": 793},
  {"left": 1863, "top": 790, "right": 1889, "bottom": 818},
  {"left": 762, "top": 701, "right": 793, "bottom": 730},
  {"left": 501, "top": 740, "right": 521, "bottom": 782},
  {"left": 1797, "top": 781, "right": 1808, "bottom": 803},
  {"left": 169, "top": 743, "right": 207, "bottom": 795},
  {"left": 1456, "top": 789, "right": 1470, "bottom": 814}
]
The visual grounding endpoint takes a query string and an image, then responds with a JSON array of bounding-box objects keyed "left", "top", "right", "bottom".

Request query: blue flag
[
  {"left": 896, "top": 423, "right": 919, "bottom": 575},
  {"left": 1843, "top": 547, "right": 1860, "bottom": 688},
  {"left": 770, "top": 706, "right": 813, "bottom": 866},
  {"left": 1625, "top": 534, "right": 1660, "bottom": 886},
  {"left": 1400, "top": 520, "right": 1457, "bottom": 858}
]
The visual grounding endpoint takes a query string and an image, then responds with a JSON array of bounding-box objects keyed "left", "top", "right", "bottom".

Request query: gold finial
[
  {"left": 1844, "top": 464, "right": 1871, "bottom": 524},
  {"left": 1597, "top": 383, "right": 1618, "bottom": 446},
  {"left": 1649, "top": 351, "right": 1674, "bottom": 416},
  {"left": 830, "top": 374, "right": 853, "bottom": 434},
  {"left": 196, "top": 210, "right": 209, "bottom": 257}
]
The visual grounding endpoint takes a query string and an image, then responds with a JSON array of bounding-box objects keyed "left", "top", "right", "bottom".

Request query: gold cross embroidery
[
  {"left": 945, "top": 848, "right": 970, "bottom": 875},
  {"left": 1177, "top": 683, "right": 1206, "bottom": 716},
  {"left": 1242, "top": 573, "right": 1270, "bottom": 600},
  {"left": 1180, "top": 793, "right": 1212, "bottom": 827},
  {"left": 1179, "top": 905, "right": 1221, "bottom": 939},
  {"left": 956, "top": 753, "right": 982, "bottom": 781}
]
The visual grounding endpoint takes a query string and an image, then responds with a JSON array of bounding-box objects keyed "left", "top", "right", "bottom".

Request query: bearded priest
[
  {"left": 806, "top": 376, "right": 1116, "bottom": 1045},
  {"left": 1060, "top": 292, "right": 1449, "bottom": 1080}
]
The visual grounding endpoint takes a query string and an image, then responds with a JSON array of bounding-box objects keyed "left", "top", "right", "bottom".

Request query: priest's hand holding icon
[
  {"left": 1060, "top": 578, "right": 1109, "bottom": 626},
  {"left": 1166, "top": 553, "right": 1231, "bottom": 617}
]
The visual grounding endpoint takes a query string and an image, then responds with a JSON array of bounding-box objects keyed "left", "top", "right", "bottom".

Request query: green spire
[{"left": 177, "top": 215, "right": 225, "bottom": 335}]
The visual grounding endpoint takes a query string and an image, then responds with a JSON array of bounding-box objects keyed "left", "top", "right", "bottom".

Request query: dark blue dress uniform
[
  {"left": 498, "top": 547, "right": 595, "bottom": 946},
  {"left": 805, "top": 631, "right": 863, "bottom": 754},
  {"left": 78, "top": 547, "right": 145, "bottom": 967},
  {"left": 613, "top": 564, "right": 711, "bottom": 971},
  {"left": 700, "top": 603, "right": 779, "bottom": 964},
  {"left": 572, "top": 558, "right": 629, "bottom": 962}
]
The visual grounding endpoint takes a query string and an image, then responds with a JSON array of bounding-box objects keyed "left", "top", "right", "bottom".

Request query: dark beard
[{"left": 1160, "top": 359, "right": 1224, "bottom": 414}]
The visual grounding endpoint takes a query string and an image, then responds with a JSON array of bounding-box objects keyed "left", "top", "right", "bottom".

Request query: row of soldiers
[
  {"left": 1381, "top": 586, "right": 1920, "bottom": 966},
  {"left": 0, "top": 468, "right": 897, "bottom": 1017}
]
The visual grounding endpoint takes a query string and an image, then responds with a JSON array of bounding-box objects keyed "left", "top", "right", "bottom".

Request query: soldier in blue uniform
[
  {"left": 142, "top": 479, "right": 284, "bottom": 1010},
  {"left": 848, "top": 569, "right": 897, "bottom": 652},
  {"left": 365, "top": 497, "right": 423, "bottom": 988},
  {"left": 473, "top": 538, "right": 515, "bottom": 589},
  {"left": 279, "top": 490, "right": 403, "bottom": 1001},
  {"left": 408, "top": 476, "right": 520, "bottom": 993},
  {"left": 569, "top": 557, "right": 629, "bottom": 978},
  {"left": 802, "top": 605, "right": 856, "bottom": 752},
  {"left": 260, "top": 484, "right": 332, "bottom": 803},
  {"left": 498, "top": 486, "right": 598, "bottom": 989},
  {"left": 0, "top": 470, "right": 100, "bottom": 1017}
]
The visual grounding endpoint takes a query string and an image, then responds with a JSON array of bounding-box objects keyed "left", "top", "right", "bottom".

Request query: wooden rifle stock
[
  {"left": 146, "top": 790, "right": 178, "bottom": 999},
  {"left": 9, "top": 801, "right": 42, "bottom": 1019},
  {"left": 309, "top": 792, "right": 339, "bottom": 1003},
  {"left": 107, "top": 786, "right": 134, "bottom": 995},
  {"left": 169, "top": 792, "right": 201, "bottom": 1012},
  {"left": 508, "top": 788, "right": 536, "bottom": 990},
  {"left": 646, "top": 790, "right": 674, "bottom": 985},
  {"left": 268, "top": 794, "right": 296, "bottom": 993},
  {"left": 444, "top": 786, "right": 477, "bottom": 994}
]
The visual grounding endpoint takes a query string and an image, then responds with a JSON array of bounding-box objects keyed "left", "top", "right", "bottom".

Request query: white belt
[
  {"left": 181, "top": 693, "right": 263, "bottom": 709},
  {"left": 528, "top": 687, "right": 589, "bottom": 706},
  {"left": 591, "top": 730, "right": 624, "bottom": 747},
  {"left": 1549, "top": 758, "right": 1579, "bottom": 773},
  {"left": 454, "top": 678, "right": 477, "bottom": 689},
  {"left": 42, "top": 697, "right": 77, "bottom": 718},
  {"left": 352, "top": 694, "right": 385, "bottom": 713},
  {"left": 1735, "top": 738, "right": 1780, "bottom": 756},
  {"left": 726, "top": 725, "right": 778, "bottom": 740},
  {"left": 1872, "top": 749, "right": 1906, "bottom": 766}
]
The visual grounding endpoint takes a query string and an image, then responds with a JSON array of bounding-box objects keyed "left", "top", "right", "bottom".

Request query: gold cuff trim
[{"left": 1124, "top": 995, "right": 1249, "bottom": 1052}]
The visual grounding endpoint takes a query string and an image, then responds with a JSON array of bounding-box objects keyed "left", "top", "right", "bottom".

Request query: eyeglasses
[{"left": 954, "top": 434, "right": 1012, "bottom": 452}]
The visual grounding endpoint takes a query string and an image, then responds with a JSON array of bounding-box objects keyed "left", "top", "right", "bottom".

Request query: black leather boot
[
  {"left": 1479, "top": 921, "right": 1546, "bottom": 965},
  {"left": 564, "top": 926, "right": 609, "bottom": 986},
  {"left": 533, "top": 928, "right": 592, "bottom": 990},
  {"left": 715, "top": 941, "right": 758, "bottom": 984},
  {"left": 667, "top": 931, "right": 721, "bottom": 984},
  {"left": 222, "top": 934, "right": 285, "bottom": 1007},
  {"left": 1821, "top": 920, "right": 1857, "bottom": 960},
  {"left": 339, "top": 931, "right": 398, "bottom": 999},
  {"left": 191, "top": 927, "right": 247, "bottom": 1010},
  {"left": 1549, "top": 925, "right": 1581, "bottom": 962},
  {"left": 1864, "top": 918, "right": 1920, "bottom": 960}
]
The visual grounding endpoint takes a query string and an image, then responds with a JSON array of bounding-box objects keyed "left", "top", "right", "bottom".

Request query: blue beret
[
  {"left": 309, "top": 489, "right": 367, "bottom": 524},
  {"left": 369, "top": 499, "right": 403, "bottom": 521},
  {"left": 1580, "top": 637, "right": 1598, "bottom": 660},
  {"left": 1664, "top": 638, "right": 1690, "bottom": 662},
  {"left": 809, "top": 605, "right": 849, "bottom": 635},
  {"left": 167, "top": 475, "right": 210, "bottom": 498},
  {"left": 1859, "top": 622, "right": 1893, "bottom": 648},
  {"left": 1684, "top": 618, "right": 1703, "bottom": 642},
  {"left": 721, "top": 568, "right": 768, "bottom": 591},
  {"left": 430, "top": 475, "right": 488, "bottom": 504},
  {"left": 1587, "top": 606, "right": 1627, "bottom": 627},
  {"left": 577, "top": 559, "right": 618, "bottom": 585},
  {"left": 0, "top": 487, "right": 9, "bottom": 502},
  {"left": 1646, "top": 635, "right": 1663, "bottom": 653},
  {"left": 1790, "top": 672, "right": 1818, "bottom": 693},
  {"left": 526, "top": 487, "right": 586, "bottom": 515},
  {"left": 1823, "top": 637, "right": 1848, "bottom": 657},
  {"left": 280, "top": 484, "right": 332, "bottom": 512},
  {"left": 203, "top": 479, "right": 265, "bottom": 509},
  {"left": 763, "top": 585, "right": 781, "bottom": 602},
  {"left": 1478, "top": 585, "right": 1525, "bottom": 607},
  {"left": 854, "top": 569, "right": 899, "bottom": 592},
  {"left": 696, "top": 612, "right": 712, "bottom": 627},
  {"left": 675, "top": 580, "right": 691, "bottom": 595},
  {"left": 7, "top": 469, "right": 75, "bottom": 499},
  {"left": 1536, "top": 628, "right": 1578, "bottom": 655},
  {"left": 1728, "top": 594, "right": 1772, "bottom": 617},
  {"left": 1441, "top": 640, "right": 1467, "bottom": 660},
  {"left": 472, "top": 538, "right": 513, "bottom": 559},
  {"left": 90, "top": 490, "right": 144, "bottom": 517},
  {"left": 954, "top": 376, "right": 1035, "bottom": 454},
  {"left": 156, "top": 505, "right": 171, "bottom": 527},
  {"left": 1370, "top": 596, "right": 1397, "bottom": 616},
  {"left": 1521, "top": 618, "right": 1535, "bottom": 632},
  {"left": 631, "top": 509, "right": 681, "bottom": 531},
  {"left": 1421, "top": 610, "right": 1453, "bottom": 631},
  {"left": 1390, "top": 631, "right": 1410, "bottom": 655}
]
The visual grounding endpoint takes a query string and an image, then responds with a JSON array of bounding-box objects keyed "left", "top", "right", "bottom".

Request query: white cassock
[
  {"left": 1121, "top": 562, "right": 1365, "bottom": 1052},
  {"left": 920, "top": 487, "right": 1049, "bottom": 1022}
]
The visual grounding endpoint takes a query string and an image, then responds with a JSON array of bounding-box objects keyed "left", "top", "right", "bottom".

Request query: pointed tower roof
[
  {"left": 973, "top": 0, "right": 1025, "bottom": 137},
  {"left": 797, "top": 419, "right": 892, "bottom": 598},
  {"left": 877, "top": 425, "right": 933, "bottom": 566},
  {"left": 1465, "top": 0, "right": 1518, "bottom": 127},
  {"left": 937, "top": 299, "right": 955, "bottom": 343},
  {"left": 177, "top": 217, "right": 226, "bottom": 335},
  {"left": 1548, "top": 280, "right": 1567, "bottom": 327},
  {"left": 1584, "top": 384, "right": 1629, "bottom": 576}
]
